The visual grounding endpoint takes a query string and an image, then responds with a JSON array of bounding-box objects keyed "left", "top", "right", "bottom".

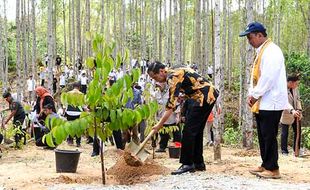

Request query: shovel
[{"left": 124, "top": 129, "right": 156, "bottom": 166}]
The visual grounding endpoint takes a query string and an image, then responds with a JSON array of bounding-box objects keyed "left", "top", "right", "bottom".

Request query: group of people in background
[{"left": 0, "top": 21, "right": 305, "bottom": 179}]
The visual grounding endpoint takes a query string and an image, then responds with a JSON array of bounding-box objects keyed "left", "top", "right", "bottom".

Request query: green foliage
[
  {"left": 223, "top": 127, "right": 241, "bottom": 146},
  {"left": 302, "top": 127, "right": 310, "bottom": 150},
  {"left": 223, "top": 112, "right": 241, "bottom": 146},
  {"left": 285, "top": 52, "right": 310, "bottom": 126},
  {"left": 44, "top": 35, "right": 158, "bottom": 147}
]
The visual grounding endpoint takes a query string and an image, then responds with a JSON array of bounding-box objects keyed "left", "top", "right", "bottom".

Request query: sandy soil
[{"left": 0, "top": 141, "right": 309, "bottom": 190}]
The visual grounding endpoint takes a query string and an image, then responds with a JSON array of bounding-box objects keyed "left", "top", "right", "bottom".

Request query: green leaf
[
  {"left": 60, "top": 93, "right": 68, "bottom": 106},
  {"left": 97, "top": 128, "right": 107, "bottom": 141},
  {"left": 124, "top": 49, "right": 129, "bottom": 63},
  {"left": 88, "top": 126, "right": 95, "bottom": 137},
  {"left": 93, "top": 40, "right": 98, "bottom": 53},
  {"left": 110, "top": 110, "right": 116, "bottom": 123},
  {"left": 132, "top": 69, "right": 140, "bottom": 82},
  {"left": 116, "top": 53, "right": 122, "bottom": 69},
  {"left": 124, "top": 75, "right": 132, "bottom": 89},
  {"left": 86, "top": 57, "right": 95, "bottom": 69},
  {"left": 121, "top": 92, "right": 128, "bottom": 106},
  {"left": 134, "top": 110, "right": 142, "bottom": 124},
  {"left": 45, "top": 133, "right": 55, "bottom": 147},
  {"left": 85, "top": 31, "right": 92, "bottom": 41}
]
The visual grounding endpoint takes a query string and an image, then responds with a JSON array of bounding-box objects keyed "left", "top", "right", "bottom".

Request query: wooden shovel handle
[
  {"left": 135, "top": 129, "right": 156, "bottom": 155},
  {"left": 294, "top": 120, "right": 301, "bottom": 157}
]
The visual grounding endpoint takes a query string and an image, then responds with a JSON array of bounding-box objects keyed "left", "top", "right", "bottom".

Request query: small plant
[{"left": 42, "top": 34, "right": 158, "bottom": 184}]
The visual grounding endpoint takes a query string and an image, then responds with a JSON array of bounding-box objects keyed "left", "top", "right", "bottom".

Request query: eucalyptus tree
[
  {"left": 159, "top": 0, "right": 162, "bottom": 61},
  {"left": 47, "top": 0, "right": 54, "bottom": 93},
  {"left": 68, "top": 0, "right": 72, "bottom": 64},
  {"left": 71, "top": 0, "right": 76, "bottom": 69},
  {"left": 0, "top": 2, "right": 4, "bottom": 92},
  {"left": 76, "top": 0, "right": 81, "bottom": 67},
  {"left": 141, "top": 0, "right": 146, "bottom": 60},
  {"left": 194, "top": 0, "right": 201, "bottom": 68},
  {"left": 21, "top": 0, "right": 27, "bottom": 96},
  {"left": 227, "top": 0, "right": 232, "bottom": 90},
  {"left": 16, "top": 0, "right": 22, "bottom": 101},
  {"left": 100, "top": 0, "right": 104, "bottom": 34},
  {"left": 213, "top": 0, "right": 222, "bottom": 161},
  {"left": 243, "top": 0, "right": 254, "bottom": 149},
  {"left": 3, "top": 0, "right": 8, "bottom": 91},
  {"left": 31, "top": 0, "right": 36, "bottom": 92},
  {"left": 174, "top": 0, "right": 181, "bottom": 64},
  {"left": 62, "top": 0, "right": 67, "bottom": 65},
  {"left": 202, "top": 0, "right": 208, "bottom": 72}
]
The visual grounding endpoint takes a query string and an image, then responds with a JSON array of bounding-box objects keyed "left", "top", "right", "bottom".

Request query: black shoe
[
  {"left": 171, "top": 164, "right": 195, "bottom": 175},
  {"left": 91, "top": 152, "right": 99, "bottom": 157},
  {"left": 76, "top": 143, "right": 81, "bottom": 147},
  {"left": 194, "top": 163, "right": 206, "bottom": 171},
  {"left": 155, "top": 148, "right": 166, "bottom": 153}
]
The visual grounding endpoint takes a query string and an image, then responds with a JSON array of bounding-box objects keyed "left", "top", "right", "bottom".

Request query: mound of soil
[{"left": 107, "top": 155, "right": 170, "bottom": 185}]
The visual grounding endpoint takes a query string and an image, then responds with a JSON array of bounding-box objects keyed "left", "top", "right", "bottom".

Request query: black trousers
[
  {"left": 280, "top": 120, "right": 300, "bottom": 153},
  {"left": 66, "top": 115, "right": 81, "bottom": 145},
  {"left": 93, "top": 129, "right": 124, "bottom": 154},
  {"left": 81, "top": 85, "right": 87, "bottom": 94},
  {"left": 255, "top": 110, "right": 282, "bottom": 171},
  {"left": 159, "top": 124, "right": 182, "bottom": 149},
  {"left": 180, "top": 101, "right": 214, "bottom": 165}
]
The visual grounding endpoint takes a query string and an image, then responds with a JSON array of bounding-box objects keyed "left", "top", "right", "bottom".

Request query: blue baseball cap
[{"left": 239, "top": 22, "right": 266, "bottom": 37}]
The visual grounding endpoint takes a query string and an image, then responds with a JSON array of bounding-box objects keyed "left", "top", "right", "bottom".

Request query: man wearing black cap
[
  {"left": 239, "top": 22, "right": 288, "bottom": 179},
  {"left": 2, "top": 91, "right": 26, "bottom": 147}
]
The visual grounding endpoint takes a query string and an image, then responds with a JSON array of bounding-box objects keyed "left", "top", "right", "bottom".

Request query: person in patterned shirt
[{"left": 147, "top": 61, "right": 218, "bottom": 175}]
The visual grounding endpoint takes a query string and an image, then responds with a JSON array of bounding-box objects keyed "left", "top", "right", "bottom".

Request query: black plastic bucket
[
  {"left": 168, "top": 146, "right": 181, "bottom": 158},
  {"left": 55, "top": 149, "right": 81, "bottom": 173}
]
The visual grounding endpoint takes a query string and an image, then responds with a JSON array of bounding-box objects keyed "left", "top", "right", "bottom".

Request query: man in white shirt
[
  {"left": 80, "top": 72, "right": 88, "bottom": 94},
  {"left": 27, "top": 75, "right": 36, "bottom": 102},
  {"left": 59, "top": 72, "right": 67, "bottom": 88},
  {"left": 240, "top": 22, "right": 288, "bottom": 179}
]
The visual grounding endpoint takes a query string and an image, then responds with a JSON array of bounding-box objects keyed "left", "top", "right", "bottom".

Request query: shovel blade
[
  {"left": 126, "top": 141, "right": 150, "bottom": 163},
  {"left": 136, "top": 149, "right": 151, "bottom": 162},
  {"left": 127, "top": 141, "right": 140, "bottom": 155}
]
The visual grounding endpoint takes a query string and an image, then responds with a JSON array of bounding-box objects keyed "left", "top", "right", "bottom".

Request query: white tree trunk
[
  {"left": 159, "top": 0, "right": 162, "bottom": 61},
  {"left": 308, "top": 2, "right": 310, "bottom": 55},
  {"left": 227, "top": 0, "right": 232, "bottom": 90},
  {"left": 194, "top": 0, "right": 201, "bottom": 68},
  {"left": 100, "top": 0, "right": 104, "bottom": 34},
  {"left": 47, "top": 0, "right": 54, "bottom": 93},
  {"left": 174, "top": 0, "right": 180, "bottom": 64},
  {"left": 68, "top": 0, "right": 72, "bottom": 64},
  {"left": 0, "top": 2, "right": 4, "bottom": 92},
  {"left": 243, "top": 0, "right": 254, "bottom": 149},
  {"left": 71, "top": 0, "right": 75, "bottom": 71},
  {"left": 3, "top": 0, "right": 8, "bottom": 90},
  {"left": 16, "top": 0, "right": 22, "bottom": 101},
  {"left": 141, "top": 0, "right": 146, "bottom": 60},
  {"left": 179, "top": 0, "right": 183, "bottom": 64},
  {"left": 31, "top": 0, "right": 36, "bottom": 85},
  {"left": 85, "top": 0, "right": 91, "bottom": 58},
  {"left": 213, "top": 0, "right": 222, "bottom": 161},
  {"left": 62, "top": 0, "right": 67, "bottom": 65},
  {"left": 76, "top": 0, "right": 81, "bottom": 67},
  {"left": 21, "top": 0, "right": 27, "bottom": 96}
]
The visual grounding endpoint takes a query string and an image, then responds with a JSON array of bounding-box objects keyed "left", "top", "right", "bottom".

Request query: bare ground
[{"left": 0, "top": 141, "right": 310, "bottom": 190}]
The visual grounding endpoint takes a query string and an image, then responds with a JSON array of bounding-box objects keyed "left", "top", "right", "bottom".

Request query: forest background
[{"left": 0, "top": 0, "right": 308, "bottom": 151}]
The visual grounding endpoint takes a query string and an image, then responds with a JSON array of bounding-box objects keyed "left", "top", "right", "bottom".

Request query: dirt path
[{"left": 0, "top": 142, "right": 309, "bottom": 190}]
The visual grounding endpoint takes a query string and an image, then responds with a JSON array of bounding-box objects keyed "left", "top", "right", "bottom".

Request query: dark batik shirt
[{"left": 166, "top": 67, "right": 217, "bottom": 110}]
